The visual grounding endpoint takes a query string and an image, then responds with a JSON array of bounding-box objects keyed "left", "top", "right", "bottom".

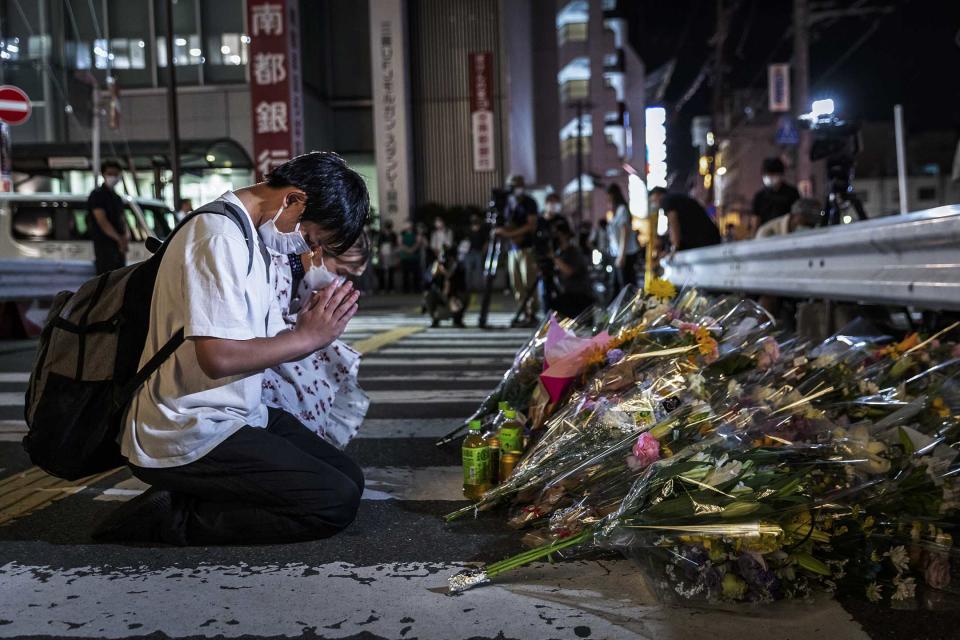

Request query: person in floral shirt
[{"left": 263, "top": 234, "right": 371, "bottom": 449}]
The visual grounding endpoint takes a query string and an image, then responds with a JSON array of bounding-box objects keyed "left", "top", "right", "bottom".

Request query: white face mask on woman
[
  {"left": 259, "top": 204, "right": 312, "bottom": 255},
  {"left": 301, "top": 252, "right": 342, "bottom": 291}
]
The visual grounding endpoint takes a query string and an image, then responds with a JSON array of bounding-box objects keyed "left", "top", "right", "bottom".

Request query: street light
[{"left": 811, "top": 99, "right": 835, "bottom": 117}]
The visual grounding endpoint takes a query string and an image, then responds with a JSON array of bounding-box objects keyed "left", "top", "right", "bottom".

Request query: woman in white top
[
  {"left": 606, "top": 183, "right": 641, "bottom": 292},
  {"left": 262, "top": 234, "right": 371, "bottom": 449}
]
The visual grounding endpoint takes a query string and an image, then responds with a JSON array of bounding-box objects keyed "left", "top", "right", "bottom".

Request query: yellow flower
[
  {"left": 932, "top": 397, "right": 951, "bottom": 418},
  {"left": 881, "top": 332, "right": 921, "bottom": 357},
  {"left": 694, "top": 326, "right": 719, "bottom": 361},
  {"left": 645, "top": 277, "right": 677, "bottom": 300}
]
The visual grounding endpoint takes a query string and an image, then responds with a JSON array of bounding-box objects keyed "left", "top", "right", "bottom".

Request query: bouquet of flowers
[{"left": 446, "top": 284, "right": 960, "bottom": 610}]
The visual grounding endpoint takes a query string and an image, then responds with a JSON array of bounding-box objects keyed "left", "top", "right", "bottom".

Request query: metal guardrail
[
  {"left": 664, "top": 204, "right": 960, "bottom": 311},
  {"left": 0, "top": 259, "right": 94, "bottom": 302}
]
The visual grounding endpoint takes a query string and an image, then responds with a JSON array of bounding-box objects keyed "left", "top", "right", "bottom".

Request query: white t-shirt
[
  {"left": 122, "top": 192, "right": 285, "bottom": 468},
  {"left": 608, "top": 205, "right": 640, "bottom": 258}
]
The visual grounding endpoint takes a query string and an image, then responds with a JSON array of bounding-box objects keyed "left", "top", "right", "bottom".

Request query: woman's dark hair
[
  {"left": 337, "top": 228, "right": 372, "bottom": 272},
  {"left": 606, "top": 183, "right": 628, "bottom": 209},
  {"left": 267, "top": 151, "right": 370, "bottom": 255}
]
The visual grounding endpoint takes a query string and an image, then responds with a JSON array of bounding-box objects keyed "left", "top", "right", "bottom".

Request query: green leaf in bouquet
[
  {"left": 887, "top": 356, "right": 915, "bottom": 382},
  {"left": 720, "top": 501, "right": 763, "bottom": 518},
  {"left": 792, "top": 551, "right": 832, "bottom": 576},
  {"left": 898, "top": 426, "right": 916, "bottom": 455}
]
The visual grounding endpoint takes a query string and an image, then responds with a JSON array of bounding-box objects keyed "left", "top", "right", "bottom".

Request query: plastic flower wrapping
[{"left": 447, "top": 281, "right": 960, "bottom": 611}]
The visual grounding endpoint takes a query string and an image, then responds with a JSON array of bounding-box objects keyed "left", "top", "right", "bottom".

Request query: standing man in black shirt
[
  {"left": 649, "top": 187, "right": 721, "bottom": 255},
  {"left": 495, "top": 174, "right": 540, "bottom": 325},
  {"left": 86, "top": 160, "right": 129, "bottom": 274},
  {"left": 751, "top": 157, "right": 800, "bottom": 235}
]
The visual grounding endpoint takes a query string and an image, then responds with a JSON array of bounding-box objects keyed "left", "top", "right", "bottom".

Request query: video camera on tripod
[
  {"left": 477, "top": 188, "right": 507, "bottom": 329},
  {"left": 802, "top": 110, "right": 868, "bottom": 226}
]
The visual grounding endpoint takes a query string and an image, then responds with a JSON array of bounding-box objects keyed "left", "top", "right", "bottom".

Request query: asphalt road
[{"left": 0, "top": 300, "right": 957, "bottom": 640}]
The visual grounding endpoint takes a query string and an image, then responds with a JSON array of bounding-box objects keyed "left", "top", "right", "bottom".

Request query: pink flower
[
  {"left": 630, "top": 433, "right": 660, "bottom": 468},
  {"left": 925, "top": 553, "right": 952, "bottom": 590},
  {"left": 677, "top": 321, "right": 700, "bottom": 336},
  {"left": 951, "top": 343, "right": 960, "bottom": 359},
  {"left": 757, "top": 337, "right": 781, "bottom": 370}
]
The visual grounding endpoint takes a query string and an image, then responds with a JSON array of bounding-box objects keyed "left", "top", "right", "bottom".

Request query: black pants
[
  {"left": 614, "top": 252, "right": 639, "bottom": 293},
  {"left": 378, "top": 265, "right": 395, "bottom": 292},
  {"left": 401, "top": 261, "right": 421, "bottom": 292},
  {"left": 93, "top": 242, "right": 125, "bottom": 275},
  {"left": 132, "top": 409, "right": 364, "bottom": 546}
]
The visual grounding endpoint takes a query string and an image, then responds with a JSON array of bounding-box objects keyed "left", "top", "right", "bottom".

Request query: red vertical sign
[
  {"left": 469, "top": 52, "right": 495, "bottom": 173},
  {"left": 248, "top": 0, "right": 304, "bottom": 180}
]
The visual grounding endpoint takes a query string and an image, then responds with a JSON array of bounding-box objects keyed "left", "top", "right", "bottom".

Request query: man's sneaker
[{"left": 91, "top": 487, "right": 173, "bottom": 543}]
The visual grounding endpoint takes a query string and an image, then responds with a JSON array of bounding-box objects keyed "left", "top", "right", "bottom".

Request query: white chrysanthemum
[
  {"left": 891, "top": 575, "right": 916, "bottom": 601},
  {"left": 884, "top": 546, "right": 910, "bottom": 574},
  {"left": 865, "top": 582, "right": 882, "bottom": 603}
]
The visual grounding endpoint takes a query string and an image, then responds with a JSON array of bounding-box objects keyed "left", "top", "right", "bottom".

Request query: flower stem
[{"left": 485, "top": 530, "right": 593, "bottom": 578}]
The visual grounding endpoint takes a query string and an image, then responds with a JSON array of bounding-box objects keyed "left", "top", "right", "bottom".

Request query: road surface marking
[
  {"left": 376, "top": 347, "right": 521, "bottom": 356},
  {"left": 360, "top": 372, "right": 502, "bottom": 382},
  {"left": 366, "top": 389, "right": 490, "bottom": 403},
  {"left": 0, "top": 467, "right": 120, "bottom": 525},
  {"left": 351, "top": 326, "right": 424, "bottom": 354},
  {"left": 0, "top": 559, "right": 870, "bottom": 640},
  {"left": 361, "top": 357, "right": 506, "bottom": 367},
  {"left": 0, "top": 372, "right": 29, "bottom": 383},
  {"left": 356, "top": 418, "right": 470, "bottom": 439}
]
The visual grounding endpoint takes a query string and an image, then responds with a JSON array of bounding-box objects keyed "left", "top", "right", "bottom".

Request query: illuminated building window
[{"left": 557, "top": 1, "right": 589, "bottom": 45}]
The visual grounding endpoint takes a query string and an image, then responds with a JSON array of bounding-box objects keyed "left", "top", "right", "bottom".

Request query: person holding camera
[{"left": 751, "top": 157, "right": 800, "bottom": 236}]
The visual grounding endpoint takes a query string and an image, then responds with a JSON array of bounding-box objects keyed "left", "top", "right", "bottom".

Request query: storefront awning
[{"left": 11, "top": 138, "right": 253, "bottom": 175}]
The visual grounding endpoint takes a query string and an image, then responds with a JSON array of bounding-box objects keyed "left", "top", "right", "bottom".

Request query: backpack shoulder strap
[
  {"left": 122, "top": 200, "right": 258, "bottom": 405},
  {"left": 147, "top": 200, "right": 256, "bottom": 275}
]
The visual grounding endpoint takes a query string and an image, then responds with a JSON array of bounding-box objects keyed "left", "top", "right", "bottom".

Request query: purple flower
[{"left": 606, "top": 348, "right": 626, "bottom": 365}]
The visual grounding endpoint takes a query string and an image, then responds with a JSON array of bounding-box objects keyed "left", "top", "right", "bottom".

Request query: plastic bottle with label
[{"left": 462, "top": 420, "right": 491, "bottom": 500}]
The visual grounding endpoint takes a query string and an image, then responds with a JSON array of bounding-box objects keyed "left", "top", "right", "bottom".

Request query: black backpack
[{"left": 23, "top": 201, "right": 255, "bottom": 480}]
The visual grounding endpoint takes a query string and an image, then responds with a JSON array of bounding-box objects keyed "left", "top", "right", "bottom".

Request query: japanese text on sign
[
  {"left": 247, "top": 0, "right": 303, "bottom": 180},
  {"left": 469, "top": 52, "right": 495, "bottom": 173}
]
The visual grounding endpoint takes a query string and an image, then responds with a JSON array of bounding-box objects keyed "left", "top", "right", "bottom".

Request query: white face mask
[
  {"left": 259, "top": 205, "right": 311, "bottom": 255},
  {"left": 762, "top": 175, "right": 780, "bottom": 189},
  {"left": 302, "top": 253, "right": 341, "bottom": 291},
  {"left": 547, "top": 202, "right": 562, "bottom": 214},
  {"left": 103, "top": 175, "right": 120, "bottom": 189}
]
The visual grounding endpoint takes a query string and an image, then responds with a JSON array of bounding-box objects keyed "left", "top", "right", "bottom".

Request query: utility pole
[
  {"left": 710, "top": 0, "right": 727, "bottom": 212},
  {"left": 164, "top": 0, "right": 182, "bottom": 209},
  {"left": 794, "top": 0, "right": 812, "bottom": 196},
  {"left": 575, "top": 99, "right": 584, "bottom": 231},
  {"left": 712, "top": 0, "right": 725, "bottom": 136}
]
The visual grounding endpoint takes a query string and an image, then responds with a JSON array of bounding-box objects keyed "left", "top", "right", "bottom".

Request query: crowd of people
[{"left": 355, "top": 160, "right": 810, "bottom": 328}]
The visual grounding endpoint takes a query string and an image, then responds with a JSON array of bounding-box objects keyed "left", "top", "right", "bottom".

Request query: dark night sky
[{"left": 626, "top": 0, "right": 960, "bottom": 186}]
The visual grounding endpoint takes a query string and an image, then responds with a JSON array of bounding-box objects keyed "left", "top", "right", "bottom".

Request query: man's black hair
[
  {"left": 267, "top": 151, "right": 370, "bottom": 255},
  {"left": 101, "top": 159, "right": 123, "bottom": 174},
  {"left": 762, "top": 157, "right": 786, "bottom": 175},
  {"left": 649, "top": 186, "right": 668, "bottom": 197}
]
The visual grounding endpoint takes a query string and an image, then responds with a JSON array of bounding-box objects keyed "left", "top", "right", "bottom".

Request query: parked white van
[{"left": 0, "top": 192, "right": 175, "bottom": 265}]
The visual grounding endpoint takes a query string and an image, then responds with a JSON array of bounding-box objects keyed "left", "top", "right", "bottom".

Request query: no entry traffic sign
[{"left": 0, "top": 86, "right": 31, "bottom": 126}]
